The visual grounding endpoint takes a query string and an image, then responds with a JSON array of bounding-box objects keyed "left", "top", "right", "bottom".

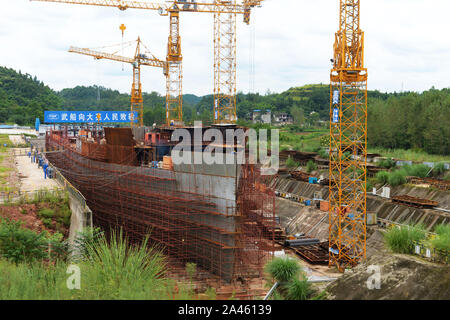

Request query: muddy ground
[
  {"left": 0, "top": 202, "right": 71, "bottom": 237},
  {"left": 325, "top": 251, "right": 450, "bottom": 300}
]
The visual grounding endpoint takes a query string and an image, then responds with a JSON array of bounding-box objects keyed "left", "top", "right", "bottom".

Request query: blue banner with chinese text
[{"left": 44, "top": 111, "right": 138, "bottom": 123}]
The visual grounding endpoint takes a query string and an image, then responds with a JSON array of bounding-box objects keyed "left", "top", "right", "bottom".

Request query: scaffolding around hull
[{"left": 46, "top": 129, "right": 275, "bottom": 283}]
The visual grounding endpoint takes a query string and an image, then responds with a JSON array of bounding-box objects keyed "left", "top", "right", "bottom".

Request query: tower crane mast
[{"left": 329, "top": 0, "right": 368, "bottom": 272}]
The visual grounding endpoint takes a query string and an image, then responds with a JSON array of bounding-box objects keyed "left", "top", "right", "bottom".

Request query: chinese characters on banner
[{"left": 44, "top": 111, "right": 138, "bottom": 123}]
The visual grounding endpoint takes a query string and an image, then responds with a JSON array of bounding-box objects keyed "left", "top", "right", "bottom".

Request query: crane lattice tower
[{"left": 329, "top": 0, "right": 368, "bottom": 272}]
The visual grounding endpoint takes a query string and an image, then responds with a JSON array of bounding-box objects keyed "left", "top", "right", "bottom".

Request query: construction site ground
[
  {"left": 325, "top": 250, "right": 450, "bottom": 300},
  {"left": 273, "top": 174, "right": 450, "bottom": 299}
]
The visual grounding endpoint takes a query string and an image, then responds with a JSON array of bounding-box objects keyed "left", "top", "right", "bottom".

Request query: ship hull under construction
[{"left": 45, "top": 128, "right": 275, "bottom": 282}]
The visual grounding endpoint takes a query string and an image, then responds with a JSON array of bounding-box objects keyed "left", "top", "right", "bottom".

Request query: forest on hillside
[
  {"left": 0, "top": 66, "right": 448, "bottom": 155},
  {"left": 0, "top": 67, "right": 63, "bottom": 125},
  {"left": 368, "top": 88, "right": 450, "bottom": 155}
]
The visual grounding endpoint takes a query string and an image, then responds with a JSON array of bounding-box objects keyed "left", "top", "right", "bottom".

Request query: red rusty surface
[{"left": 392, "top": 195, "right": 438, "bottom": 208}]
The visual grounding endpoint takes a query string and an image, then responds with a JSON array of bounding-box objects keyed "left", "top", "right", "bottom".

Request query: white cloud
[{"left": 0, "top": 0, "right": 449, "bottom": 96}]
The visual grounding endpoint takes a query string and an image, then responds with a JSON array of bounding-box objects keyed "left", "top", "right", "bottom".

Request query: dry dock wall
[{"left": 272, "top": 176, "right": 449, "bottom": 233}]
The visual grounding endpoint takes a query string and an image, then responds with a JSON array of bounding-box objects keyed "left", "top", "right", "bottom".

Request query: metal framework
[
  {"left": 166, "top": 10, "right": 183, "bottom": 126},
  {"left": 69, "top": 38, "right": 167, "bottom": 127},
  {"left": 45, "top": 128, "right": 275, "bottom": 283},
  {"left": 329, "top": 0, "right": 368, "bottom": 272},
  {"left": 31, "top": 0, "right": 264, "bottom": 125},
  {"left": 213, "top": 2, "right": 237, "bottom": 123}
]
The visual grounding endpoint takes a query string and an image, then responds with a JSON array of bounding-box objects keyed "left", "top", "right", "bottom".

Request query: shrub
[
  {"left": 376, "top": 171, "right": 389, "bottom": 185},
  {"left": 286, "top": 276, "right": 311, "bottom": 300},
  {"left": 432, "top": 162, "right": 447, "bottom": 176},
  {"left": 38, "top": 208, "right": 55, "bottom": 219},
  {"left": 0, "top": 230, "right": 183, "bottom": 299},
  {"left": 306, "top": 160, "right": 317, "bottom": 173},
  {"left": 407, "top": 164, "right": 430, "bottom": 178},
  {"left": 82, "top": 230, "right": 169, "bottom": 299},
  {"left": 0, "top": 219, "right": 48, "bottom": 264},
  {"left": 378, "top": 158, "right": 395, "bottom": 169},
  {"left": 431, "top": 234, "right": 450, "bottom": 252},
  {"left": 289, "top": 125, "right": 303, "bottom": 133},
  {"left": 434, "top": 224, "right": 450, "bottom": 236},
  {"left": 72, "top": 227, "right": 104, "bottom": 261},
  {"left": 265, "top": 257, "right": 313, "bottom": 300},
  {"left": 388, "top": 171, "right": 407, "bottom": 187},
  {"left": 318, "top": 149, "right": 328, "bottom": 159},
  {"left": 286, "top": 156, "right": 299, "bottom": 169},
  {"left": 55, "top": 206, "right": 72, "bottom": 228},
  {"left": 42, "top": 218, "right": 53, "bottom": 229},
  {"left": 204, "top": 287, "right": 217, "bottom": 300},
  {"left": 431, "top": 224, "right": 450, "bottom": 252},
  {"left": 384, "top": 224, "right": 426, "bottom": 254},
  {"left": 399, "top": 164, "right": 429, "bottom": 178},
  {"left": 366, "top": 180, "right": 374, "bottom": 192},
  {"left": 185, "top": 262, "right": 197, "bottom": 292},
  {"left": 265, "top": 257, "right": 300, "bottom": 283}
]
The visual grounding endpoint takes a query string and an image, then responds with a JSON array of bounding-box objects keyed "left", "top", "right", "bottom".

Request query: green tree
[{"left": 290, "top": 105, "right": 305, "bottom": 126}]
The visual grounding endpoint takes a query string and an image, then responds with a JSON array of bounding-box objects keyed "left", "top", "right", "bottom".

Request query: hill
[
  {"left": 0, "top": 66, "right": 409, "bottom": 125},
  {"left": 0, "top": 66, "right": 448, "bottom": 155},
  {"left": 0, "top": 66, "right": 63, "bottom": 125}
]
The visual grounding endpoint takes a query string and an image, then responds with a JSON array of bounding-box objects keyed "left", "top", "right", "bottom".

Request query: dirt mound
[
  {"left": 0, "top": 203, "right": 70, "bottom": 237},
  {"left": 326, "top": 252, "right": 450, "bottom": 300},
  {"left": 0, "top": 204, "right": 45, "bottom": 233}
]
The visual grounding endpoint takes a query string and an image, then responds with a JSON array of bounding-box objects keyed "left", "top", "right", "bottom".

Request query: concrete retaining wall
[{"left": 67, "top": 193, "right": 93, "bottom": 248}]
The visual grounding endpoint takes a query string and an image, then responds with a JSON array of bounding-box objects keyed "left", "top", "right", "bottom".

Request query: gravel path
[{"left": 13, "top": 148, "right": 59, "bottom": 192}]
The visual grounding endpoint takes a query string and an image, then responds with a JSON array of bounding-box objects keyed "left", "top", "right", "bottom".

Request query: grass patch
[
  {"left": 432, "top": 162, "right": 447, "bottom": 177},
  {"left": 384, "top": 224, "right": 427, "bottom": 254},
  {"left": 306, "top": 160, "right": 317, "bottom": 173},
  {"left": 376, "top": 171, "right": 389, "bottom": 184},
  {"left": 378, "top": 158, "right": 396, "bottom": 169},
  {"left": 375, "top": 163, "right": 434, "bottom": 187},
  {"left": 0, "top": 229, "right": 192, "bottom": 300},
  {"left": 388, "top": 170, "right": 407, "bottom": 187},
  {"left": 278, "top": 128, "right": 328, "bottom": 153},
  {"left": 265, "top": 257, "right": 301, "bottom": 283},
  {"left": 0, "top": 167, "right": 11, "bottom": 173},
  {"left": 431, "top": 224, "right": 450, "bottom": 252},
  {"left": 369, "top": 147, "right": 450, "bottom": 163},
  {"left": 265, "top": 257, "right": 313, "bottom": 300},
  {"left": 10, "top": 190, "right": 72, "bottom": 232},
  {"left": 285, "top": 156, "right": 300, "bottom": 169},
  {"left": 38, "top": 208, "right": 55, "bottom": 219},
  {"left": 399, "top": 164, "right": 430, "bottom": 178},
  {"left": 286, "top": 276, "right": 312, "bottom": 300}
]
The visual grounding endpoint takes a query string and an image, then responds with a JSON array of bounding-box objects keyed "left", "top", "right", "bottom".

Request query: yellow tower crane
[
  {"left": 31, "top": 0, "right": 264, "bottom": 125},
  {"left": 329, "top": 0, "right": 368, "bottom": 272},
  {"left": 69, "top": 38, "right": 167, "bottom": 127}
]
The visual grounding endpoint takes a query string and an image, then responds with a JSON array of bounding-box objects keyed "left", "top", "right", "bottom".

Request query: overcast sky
[{"left": 1, "top": 0, "right": 449, "bottom": 96}]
